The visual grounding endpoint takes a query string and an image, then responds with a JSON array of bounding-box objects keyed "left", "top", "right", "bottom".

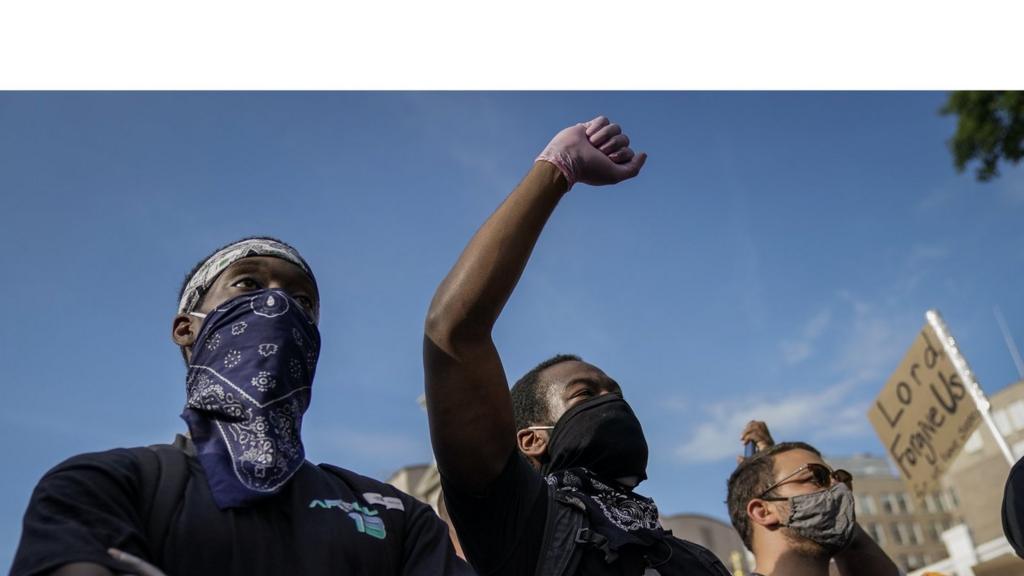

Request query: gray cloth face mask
[{"left": 779, "top": 483, "right": 856, "bottom": 553}]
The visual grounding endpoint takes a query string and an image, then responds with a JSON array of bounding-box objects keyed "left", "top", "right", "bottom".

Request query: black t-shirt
[
  {"left": 1003, "top": 454, "right": 1024, "bottom": 558},
  {"left": 12, "top": 441, "right": 473, "bottom": 576},
  {"left": 441, "top": 452, "right": 730, "bottom": 576}
]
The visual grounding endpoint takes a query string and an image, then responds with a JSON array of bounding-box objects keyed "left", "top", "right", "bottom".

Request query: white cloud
[
  {"left": 675, "top": 377, "right": 866, "bottom": 462},
  {"left": 832, "top": 296, "right": 908, "bottom": 383},
  {"left": 779, "top": 340, "right": 812, "bottom": 365},
  {"left": 915, "top": 186, "right": 958, "bottom": 211},
  {"left": 889, "top": 244, "right": 950, "bottom": 296},
  {"left": 779, "top": 309, "right": 832, "bottom": 365},
  {"left": 676, "top": 298, "right": 905, "bottom": 462},
  {"left": 908, "top": 245, "right": 949, "bottom": 264}
]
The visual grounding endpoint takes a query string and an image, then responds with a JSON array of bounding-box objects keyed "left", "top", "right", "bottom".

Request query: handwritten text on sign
[{"left": 868, "top": 323, "right": 981, "bottom": 500}]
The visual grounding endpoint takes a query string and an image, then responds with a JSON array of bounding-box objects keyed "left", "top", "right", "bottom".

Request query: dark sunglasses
[{"left": 757, "top": 462, "right": 852, "bottom": 501}]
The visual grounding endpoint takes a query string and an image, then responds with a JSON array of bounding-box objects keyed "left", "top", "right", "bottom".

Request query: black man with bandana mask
[
  {"left": 12, "top": 237, "right": 473, "bottom": 576},
  {"left": 423, "top": 117, "right": 730, "bottom": 576}
]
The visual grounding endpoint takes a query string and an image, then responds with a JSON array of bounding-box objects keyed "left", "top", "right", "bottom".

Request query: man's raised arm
[{"left": 423, "top": 116, "right": 646, "bottom": 493}]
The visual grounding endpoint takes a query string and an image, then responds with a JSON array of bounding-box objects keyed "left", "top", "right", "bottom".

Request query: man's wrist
[
  {"left": 532, "top": 159, "right": 572, "bottom": 196},
  {"left": 534, "top": 146, "right": 577, "bottom": 190},
  {"left": 834, "top": 523, "right": 866, "bottom": 558}
]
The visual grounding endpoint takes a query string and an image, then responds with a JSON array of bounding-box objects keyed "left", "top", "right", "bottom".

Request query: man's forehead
[
  {"left": 541, "top": 360, "right": 607, "bottom": 387},
  {"left": 221, "top": 256, "right": 314, "bottom": 285},
  {"left": 179, "top": 238, "right": 316, "bottom": 314},
  {"left": 772, "top": 448, "right": 824, "bottom": 475}
]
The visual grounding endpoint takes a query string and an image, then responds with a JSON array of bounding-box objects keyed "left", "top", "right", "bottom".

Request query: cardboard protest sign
[{"left": 868, "top": 320, "right": 982, "bottom": 501}]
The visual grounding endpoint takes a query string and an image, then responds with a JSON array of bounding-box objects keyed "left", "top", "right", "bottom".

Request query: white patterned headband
[{"left": 178, "top": 238, "right": 316, "bottom": 314}]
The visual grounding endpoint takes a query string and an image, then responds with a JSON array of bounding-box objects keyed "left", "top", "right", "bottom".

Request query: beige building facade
[
  {"left": 943, "top": 380, "right": 1024, "bottom": 544},
  {"left": 825, "top": 382, "right": 1024, "bottom": 576},
  {"left": 911, "top": 379, "right": 1024, "bottom": 576},
  {"left": 660, "top": 513, "right": 752, "bottom": 574},
  {"left": 828, "top": 453, "right": 960, "bottom": 573}
]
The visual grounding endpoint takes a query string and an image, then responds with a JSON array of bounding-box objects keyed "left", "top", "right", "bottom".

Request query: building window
[
  {"left": 895, "top": 493, "right": 912, "bottom": 514},
  {"left": 856, "top": 494, "right": 878, "bottom": 515},
  {"left": 881, "top": 493, "right": 895, "bottom": 515},
  {"left": 897, "top": 523, "right": 912, "bottom": 546},
  {"left": 926, "top": 522, "right": 939, "bottom": 543},
  {"left": 1010, "top": 400, "right": 1024, "bottom": 430},
  {"left": 938, "top": 489, "right": 959, "bottom": 513},
  {"left": 964, "top": 430, "right": 984, "bottom": 454},
  {"left": 868, "top": 523, "right": 886, "bottom": 546},
  {"left": 866, "top": 494, "right": 877, "bottom": 515},
  {"left": 891, "top": 523, "right": 904, "bottom": 545},
  {"left": 995, "top": 409, "right": 1014, "bottom": 436},
  {"left": 912, "top": 523, "right": 925, "bottom": 545},
  {"left": 907, "top": 554, "right": 921, "bottom": 570}
]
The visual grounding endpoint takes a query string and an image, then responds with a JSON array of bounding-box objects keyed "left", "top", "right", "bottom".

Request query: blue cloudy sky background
[{"left": 1, "top": 92, "right": 1022, "bottom": 566}]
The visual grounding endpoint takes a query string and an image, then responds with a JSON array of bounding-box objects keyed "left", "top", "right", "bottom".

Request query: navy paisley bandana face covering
[{"left": 182, "top": 288, "right": 321, "bottom": 509}]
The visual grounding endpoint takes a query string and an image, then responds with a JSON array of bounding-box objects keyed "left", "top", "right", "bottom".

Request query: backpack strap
[
  {"left": 131, "top": 435, "right": 191, "bottom": 564},
  {"left": 534, "top": 486, "right": 587, "bottom": 576}
]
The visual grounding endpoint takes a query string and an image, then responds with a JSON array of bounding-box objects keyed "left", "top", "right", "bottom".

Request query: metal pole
[
  {"left": 994, "top": 306, "right": 1024, "bottom": 379},
  {"left": 926, "top": 309, "right": 1016, "bottom": 467}
]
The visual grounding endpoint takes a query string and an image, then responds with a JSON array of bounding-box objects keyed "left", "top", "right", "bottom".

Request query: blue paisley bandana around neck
[{"left": 182, "top": 288, "right": 321, "bottom": 509}]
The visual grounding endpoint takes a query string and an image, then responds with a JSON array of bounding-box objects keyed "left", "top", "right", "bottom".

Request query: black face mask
[{"left": 540, "top": 394, "right": 649, "bottom": 485}]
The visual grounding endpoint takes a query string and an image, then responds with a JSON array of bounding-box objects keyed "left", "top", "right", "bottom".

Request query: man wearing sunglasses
[{"left": 727, "top": 421, "right": 899, "bottom": 576}]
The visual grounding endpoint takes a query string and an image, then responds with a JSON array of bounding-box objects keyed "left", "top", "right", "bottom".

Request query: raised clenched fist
[{"left": 536, "top": 115, "right": 647, "bottom": 189}]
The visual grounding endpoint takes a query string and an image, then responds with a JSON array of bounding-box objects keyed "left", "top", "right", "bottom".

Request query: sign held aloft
[{"left": 868, "top": 311, "right": 983, "bottom": 501}]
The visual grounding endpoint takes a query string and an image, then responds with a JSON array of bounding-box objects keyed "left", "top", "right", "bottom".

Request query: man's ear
[
  {"left": 172, "top": 313, "right": 201, "bottom": 358},
  {"left": 748, "top": 498, "right": 784, "bottom": 530},
  {"left": 516, "top": 428, "right": 549, "bottom": 462}
]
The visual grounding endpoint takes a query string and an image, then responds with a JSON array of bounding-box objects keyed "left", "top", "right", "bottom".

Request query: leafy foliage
[{"left": 941, "top": 91, "right": 1024, "bottom": 182}]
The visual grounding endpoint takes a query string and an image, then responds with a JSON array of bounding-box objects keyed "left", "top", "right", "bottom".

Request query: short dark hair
[
  {"left": 726, "top": 441, "right": 822, "bottom": 551},
  {"left": 510, "top": 354, "right": 582, "bottom": 431},
  {"left": 176, "top": 236, "right": 311, "bottom": 364}
]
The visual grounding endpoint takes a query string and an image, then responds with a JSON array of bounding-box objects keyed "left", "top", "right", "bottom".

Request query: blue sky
[{"left": 1, "top": 92, "right": 1022, "bottom": 566}]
